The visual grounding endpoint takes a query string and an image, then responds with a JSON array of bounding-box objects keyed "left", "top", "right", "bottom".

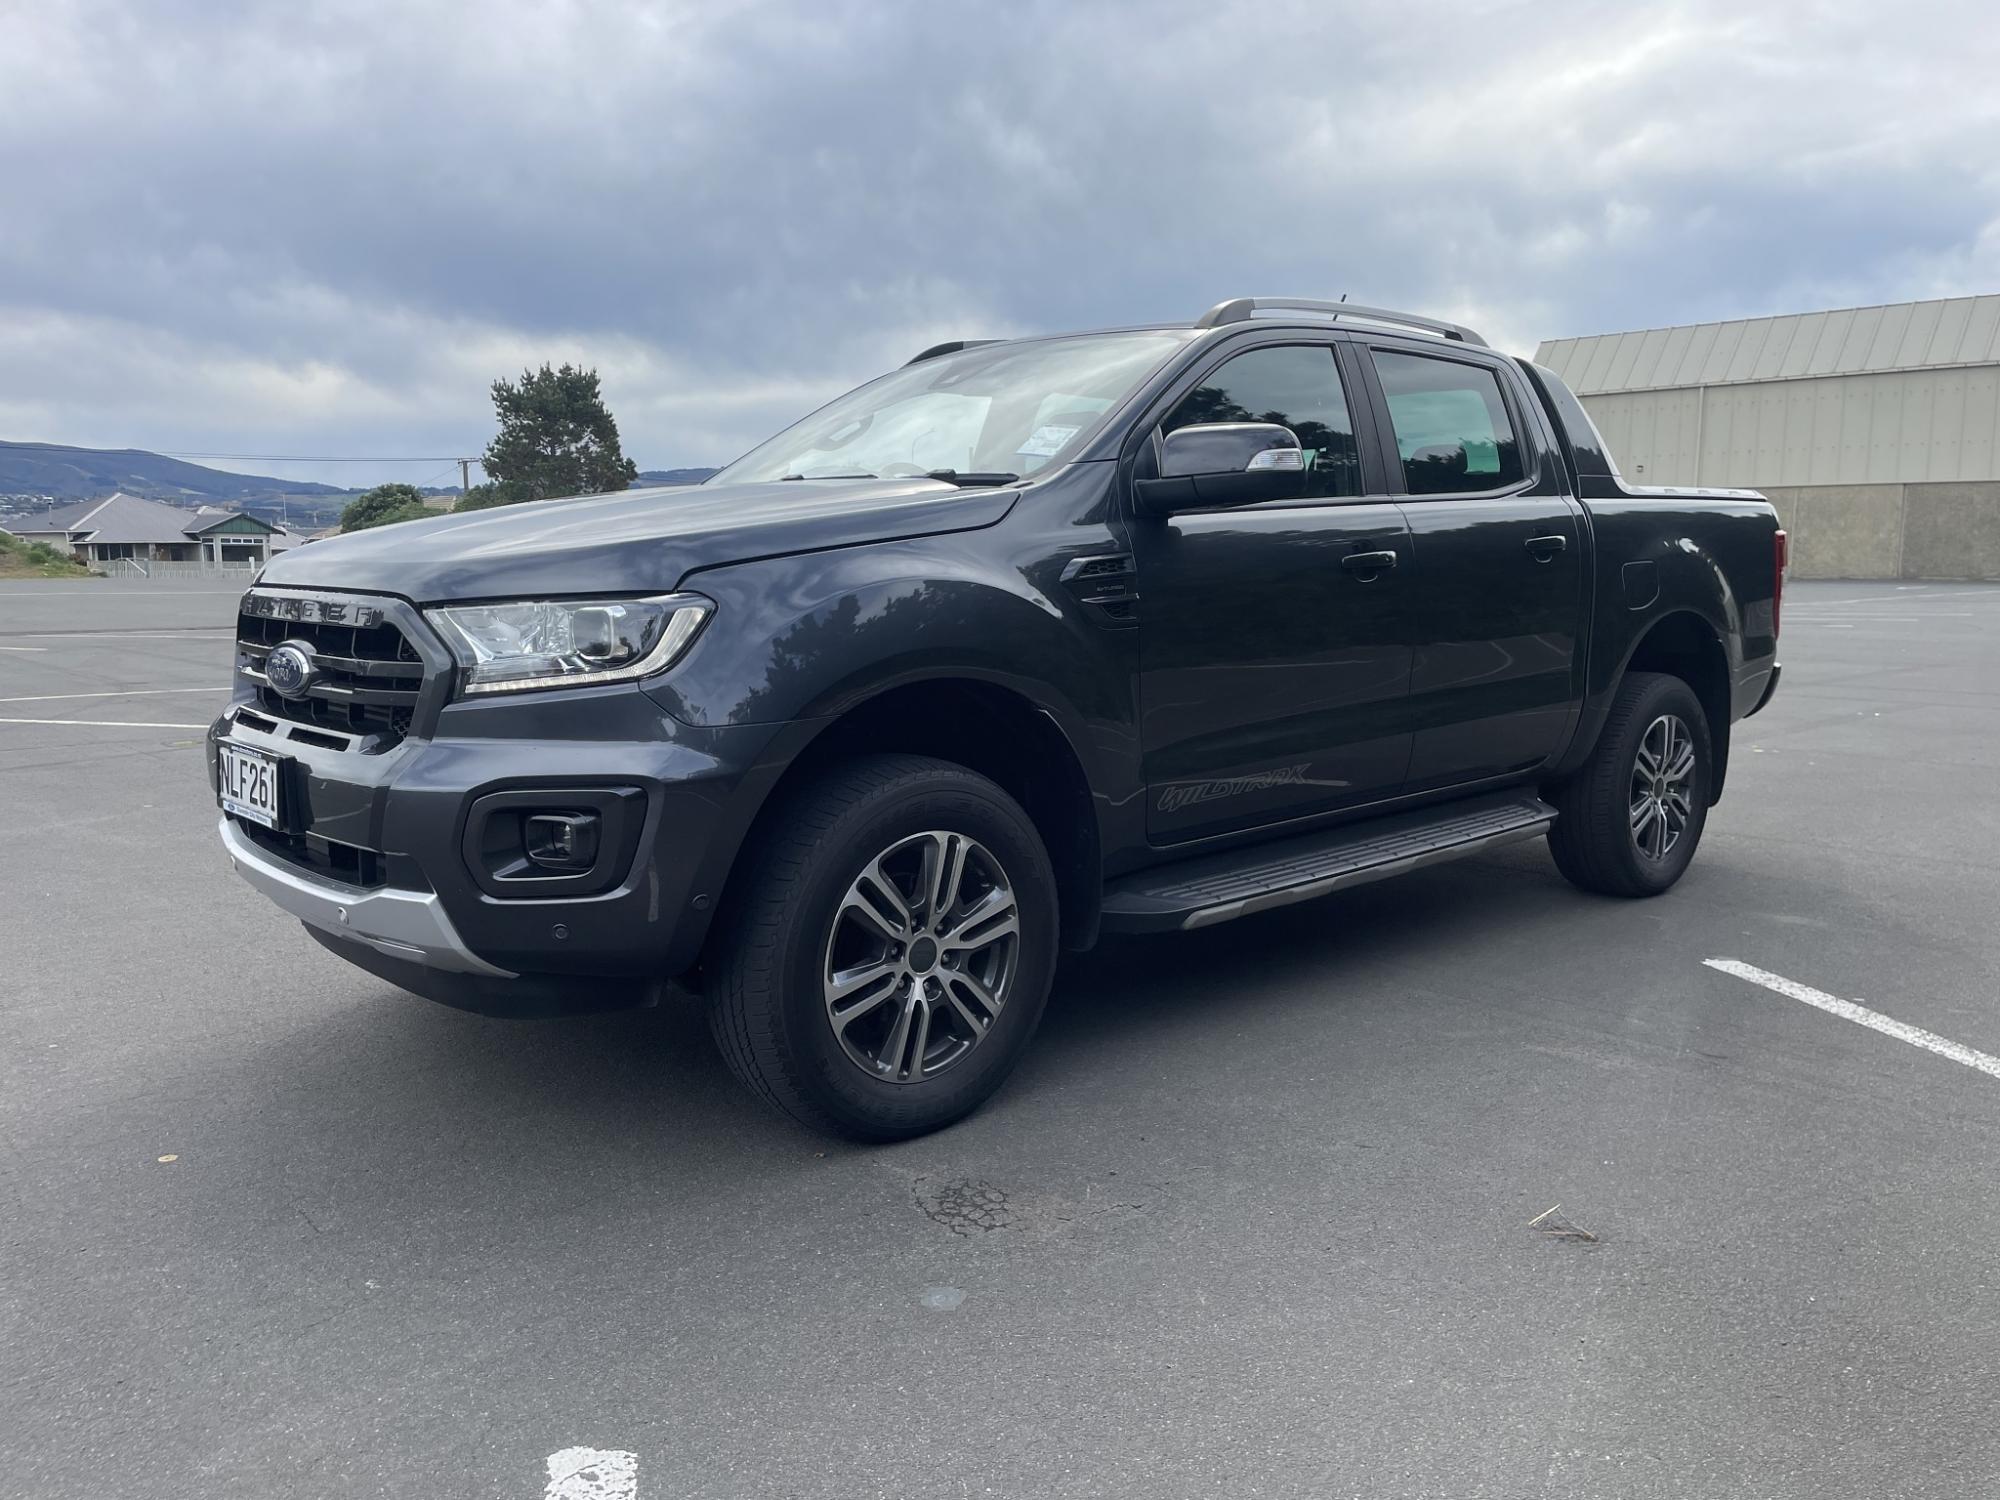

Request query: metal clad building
[{"left": 1535, "top": 296, "right": 2000, "bottom": 579}]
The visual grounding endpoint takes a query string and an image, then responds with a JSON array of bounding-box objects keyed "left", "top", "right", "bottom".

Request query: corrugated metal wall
[
  {"left": 1535, "top": 297, "right": 2000, "bottom": 489},
  {"left": 1577, "top": 367, "right": 2000, "bottom": 487},
  {"left": 1539, "top": 296, "right": 2000, "bottom": 394}
]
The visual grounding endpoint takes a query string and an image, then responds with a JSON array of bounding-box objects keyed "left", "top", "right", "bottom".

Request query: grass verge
[{"left": 0, "top": 531, "right": 94, "bottom": 579}]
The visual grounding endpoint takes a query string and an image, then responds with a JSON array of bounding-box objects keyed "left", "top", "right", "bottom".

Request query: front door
[
  {"left": 1131, "top": 340, "right": 1416, "bottom": 842},
  {"left": 1364, "top": 344, "right": 1587, "bottom": 792}
]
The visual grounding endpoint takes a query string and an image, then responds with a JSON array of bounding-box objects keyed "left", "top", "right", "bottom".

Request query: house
[{"left": 0, "top": 492, "right": 296, "bottom": 568}]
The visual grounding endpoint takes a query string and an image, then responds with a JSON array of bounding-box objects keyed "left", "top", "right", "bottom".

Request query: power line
[{"left": 411, "top": 462, "right": 463, "bottom": 491}]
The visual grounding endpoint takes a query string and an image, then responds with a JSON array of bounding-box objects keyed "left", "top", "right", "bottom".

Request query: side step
[{"left": 1100, "top": 791, "right": 1556, "bottom": 933}]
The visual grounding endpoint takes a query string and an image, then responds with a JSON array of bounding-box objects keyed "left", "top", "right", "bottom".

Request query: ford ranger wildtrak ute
[{"left": 211, "top": 297, "right": 1784, "bottom": 1140}]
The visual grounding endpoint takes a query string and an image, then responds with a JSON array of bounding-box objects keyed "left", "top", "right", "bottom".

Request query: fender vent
[{"left": 1059, "top": 553, "right": 1139, "bottom": 628}]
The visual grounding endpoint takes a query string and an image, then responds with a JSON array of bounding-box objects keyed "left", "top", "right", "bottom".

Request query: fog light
[{"left": 524, "top": 812, "right": 599, "bottom": 871}]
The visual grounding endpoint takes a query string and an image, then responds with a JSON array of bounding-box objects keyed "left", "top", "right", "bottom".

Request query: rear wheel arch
[
  {"left": 1610, "top": 611, "right": 1733, "bottom": 804},
  {"left": 1548, "top": 670, "right": 1712, "bottom": 897}
]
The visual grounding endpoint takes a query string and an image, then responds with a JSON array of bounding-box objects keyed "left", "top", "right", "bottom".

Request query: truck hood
[{"left": 257, "top": 478, "right": 1020, "bottom": 602}]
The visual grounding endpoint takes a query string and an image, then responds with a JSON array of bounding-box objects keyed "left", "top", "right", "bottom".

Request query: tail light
[{"left": 1773, "top": 528, "right": 1788, "bottom": 637}]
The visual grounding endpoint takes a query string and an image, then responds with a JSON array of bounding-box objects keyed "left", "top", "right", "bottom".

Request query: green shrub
[{"left": 0, "top": 529, "right": 91, "bottom": 576}]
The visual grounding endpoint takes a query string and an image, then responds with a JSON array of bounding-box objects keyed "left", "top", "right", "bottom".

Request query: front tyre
[
  {"left": 708, "top": 754, "right": 1058, "bottom": 1141},
  {"left": 1547, "top": 671, "right": 1712, "bottom": 898}
]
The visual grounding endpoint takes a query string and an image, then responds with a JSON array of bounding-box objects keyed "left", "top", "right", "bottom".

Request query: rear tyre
[
  {"left": 708, "top": 754, "right": 1059, "bottom": 1141},
  {"left": 1547, "top": 671, "right": 1712, "bottom": 898}
]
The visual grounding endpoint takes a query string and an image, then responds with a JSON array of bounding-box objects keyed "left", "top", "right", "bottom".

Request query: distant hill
[
  {"left": 0, "top": 440, "right": 350, "bottom": 502},
  {"left": 637, "top": 468, "right": 719, "bottom": 486},
  {"left": 0, "top": 441, "right": 720, "bottom": 531}
]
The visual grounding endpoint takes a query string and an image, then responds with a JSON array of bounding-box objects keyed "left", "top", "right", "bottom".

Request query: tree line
[{"left": 340, "top": 362, "right": 643, "bottom": 532}]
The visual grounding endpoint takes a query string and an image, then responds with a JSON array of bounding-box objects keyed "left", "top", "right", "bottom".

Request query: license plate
[{"left": 218, "top": 740, "right": 283, "bottom": 829}]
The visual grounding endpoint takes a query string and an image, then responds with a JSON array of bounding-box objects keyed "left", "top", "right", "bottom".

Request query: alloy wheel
[
  {"left": 1630, "top": 713, "right": 1697, "bottom": 861},
  {"left": 821, "top": 830, "right": 1021, "bottom": 1083}
]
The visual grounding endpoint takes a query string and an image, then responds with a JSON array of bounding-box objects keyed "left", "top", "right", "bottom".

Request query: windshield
[{"left": 709, "top": 331, "right": 1193, "bottom": 486}]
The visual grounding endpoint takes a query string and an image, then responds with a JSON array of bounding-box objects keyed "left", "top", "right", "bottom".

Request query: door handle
[
  {"left": 1525, "top": 533, "right": 1568, "bottom": 561},
  {"left": 1340, "top": 550, "right": 1399, "bottom": 577}
]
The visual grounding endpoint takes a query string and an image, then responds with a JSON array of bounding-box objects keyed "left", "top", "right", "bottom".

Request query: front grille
[
  {"left": 237, "top": 594, "right": 429, "bottom": 751},
  {"left": 233, "top": 707, "right": 351, "bottom": 752}
]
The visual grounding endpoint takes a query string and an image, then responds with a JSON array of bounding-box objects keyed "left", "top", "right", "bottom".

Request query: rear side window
[
  {"left": 1163, "top": 344, "right": 1361, "bottom": 498},
  {"left": 1372, "top": 350, "right": 1525, "bottom": 496}
]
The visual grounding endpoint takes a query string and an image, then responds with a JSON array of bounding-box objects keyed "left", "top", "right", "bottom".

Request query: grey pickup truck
[{"left": 212, "top": 297, "right": 1784, "bottom": 1139}]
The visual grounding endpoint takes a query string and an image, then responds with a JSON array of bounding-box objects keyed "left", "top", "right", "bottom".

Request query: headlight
[{"left": 426, "top": 594, "right": 712, "bottom": 695}]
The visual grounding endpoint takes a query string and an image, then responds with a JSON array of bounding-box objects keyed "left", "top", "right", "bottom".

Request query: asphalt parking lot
[{"left": 3, "top": 576, "right": 1998, "bottom": 1499}]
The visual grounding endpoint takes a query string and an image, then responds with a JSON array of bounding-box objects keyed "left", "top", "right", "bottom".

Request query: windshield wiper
[
  {"left": 924, "top": 470, "right": 1020, "bottom": 487},
  {"left": 779, "top": 471, "right": 879, "bottom": 481}
]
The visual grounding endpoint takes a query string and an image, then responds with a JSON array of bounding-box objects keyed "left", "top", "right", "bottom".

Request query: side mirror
[{"left": 1135, "top": 422, "right": 1305, "bottom": 515}]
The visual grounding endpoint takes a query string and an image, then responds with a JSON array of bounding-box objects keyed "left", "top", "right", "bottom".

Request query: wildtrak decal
[{"left": 1159, "top": 764, "right": 1313, "bottom": 813}]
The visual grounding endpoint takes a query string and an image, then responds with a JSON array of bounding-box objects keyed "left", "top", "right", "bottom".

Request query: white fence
[{"left": 94, "top": 558, "right": 262, "bottom": 580}]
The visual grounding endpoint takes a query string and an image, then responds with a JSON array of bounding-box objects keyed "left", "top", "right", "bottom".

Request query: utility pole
[{"left": 459, "top": 458, "right": 472, "bottom": 500}]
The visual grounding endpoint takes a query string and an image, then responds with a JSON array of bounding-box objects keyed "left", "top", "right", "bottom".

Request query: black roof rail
[
  {"left": 905, "top": 338, "right": 1003, "bottom": 366},
  {"left": 1194, "top": 298, "right": 1488, "bottom": 348}
]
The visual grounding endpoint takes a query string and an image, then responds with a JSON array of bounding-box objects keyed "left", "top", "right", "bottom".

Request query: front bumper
[
  {"left": 220, "top": 815, "right": 512, "bottom": 977},
  {"left": 210, "top": 680, "right": 802, "bottom": 994}
]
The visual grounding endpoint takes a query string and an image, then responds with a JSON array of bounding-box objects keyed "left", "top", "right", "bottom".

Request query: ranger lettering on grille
[{"left": 241, "top": 594, "right": 385, "bottom": 629}]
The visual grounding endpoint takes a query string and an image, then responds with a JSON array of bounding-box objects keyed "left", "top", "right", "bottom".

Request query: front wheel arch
[{"left": 700, "top": 676, "right": 1103, "bottom": 980}]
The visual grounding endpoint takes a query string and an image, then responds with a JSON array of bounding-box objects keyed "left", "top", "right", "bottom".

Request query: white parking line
[
  {"left": 1705, "top": 958, "right": 2000, "bottom": 1081},
  {"left": 1783, "top": 617, "right": 1983, "bottom": 626},
  {"left": 1790, "top": 589, "right": 2000, "bottom": 605},
  {"left": 0, "top": 687, "right": 224, "bottom": 704},
  {"left": 0, "top": 716, "right": 209, "bottom": 729},
  {"left": 544, "top": 1448, "right": 637, "bottom": 1500},
  {"left": 0, "top": 645, "right": 49, "bottom": 652},
  {"left": 18, "top": 630, "right": 230, "bottom": 639}
]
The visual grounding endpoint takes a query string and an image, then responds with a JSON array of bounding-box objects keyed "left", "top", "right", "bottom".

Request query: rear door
[
  {"left": 1359, "top": 342, "right": 1586, "bottom": 793},
  {"left": 1129, "top": 337, "right": 1416, "bottom": 842}
]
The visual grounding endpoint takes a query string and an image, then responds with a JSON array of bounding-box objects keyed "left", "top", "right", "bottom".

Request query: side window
[
  {"left": 1371, "top": 349, "right": 1526, "bottom": 496},
  {"left": 1162, "top": 344, "right": 1361, "bottom": 498}
]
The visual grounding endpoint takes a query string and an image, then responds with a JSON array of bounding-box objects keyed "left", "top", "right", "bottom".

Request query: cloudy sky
[{"left": 4, "top": 0, "right": 1997, "bottom": 487}]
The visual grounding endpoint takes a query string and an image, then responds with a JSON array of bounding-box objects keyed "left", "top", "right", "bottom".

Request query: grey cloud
[{"left": 2, "top": 0, "right": 1996, "bottom": 484}]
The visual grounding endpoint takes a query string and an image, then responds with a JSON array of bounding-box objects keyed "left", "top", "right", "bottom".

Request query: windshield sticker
[{"left": 1016, "top": 424, "right": 1079, "bottom": 459}]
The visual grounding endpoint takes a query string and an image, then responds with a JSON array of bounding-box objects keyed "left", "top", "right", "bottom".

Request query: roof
[
  {"left": 10, "top": 495, "right": 117, "bottom": 534},
  {"left": 181, "top": 503, "right": 278, "bottom": 536},
  {"left": 1535, "top": 294, "right": 2000, "bottom": 396},
  {"left": 9, "top": 492, "right": 276, "bottom": 544}
]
